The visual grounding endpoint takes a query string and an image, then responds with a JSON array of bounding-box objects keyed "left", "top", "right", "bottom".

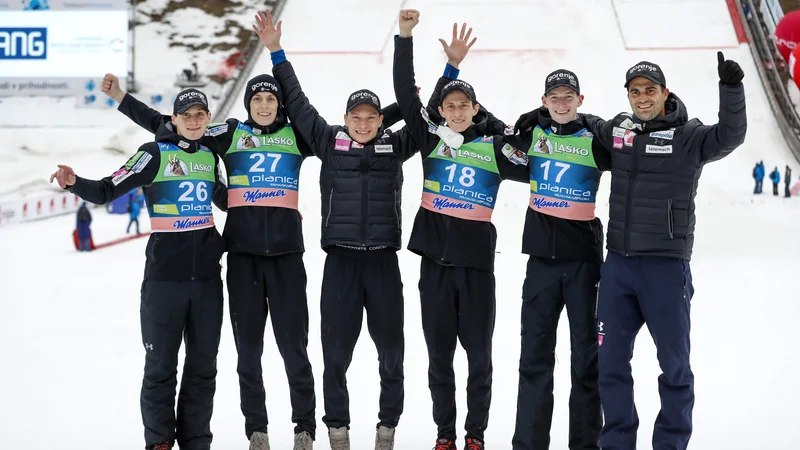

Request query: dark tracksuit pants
[
  {"left": 320, "top": 248, "right": 405, "bottom": 429},
  {"left": 513, "top": 257, "right": 602, "bottom": 450},
  {"left": 597, "top": 251, "right": 695, "bottom": 450},
  {"left": 140, "top": 278, "right": 224, "bottom": 450},
  {"left": 227, "top": 252, "right": 316, "bottom": 440},
  {"left": 419, "top": 256, "right": 496, "bottom": 442}
]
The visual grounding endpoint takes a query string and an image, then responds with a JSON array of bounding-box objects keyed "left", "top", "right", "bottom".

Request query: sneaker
[
  {"left": 465, "top": 437, "right": 484, "bottom": 450},
  {"left": 293, "top": 431, "right": 314, "bottom": 450},
  {"left": 433, "top": 438, "right": 457, "bottom": 450},
  {"left": 249, "top": 431, "right": 271, "bottom": 450},
  {"left": 147, "top": 441, "right": 173, "bottom": 450},
  {"left": 328, "top": 426, "right": 350, "bottom": 450},
  {"left": 374, "top": 425, "right": 395, "bottom": 450}
]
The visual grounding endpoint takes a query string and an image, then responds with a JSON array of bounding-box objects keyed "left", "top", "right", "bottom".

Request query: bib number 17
[{"left": 540, "top": 160, "right": 570, "bottom": 182}]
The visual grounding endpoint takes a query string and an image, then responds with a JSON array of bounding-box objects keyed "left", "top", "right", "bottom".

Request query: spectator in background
[
  {"left": 770, "top": 166, "right": 781, "bottom": 195},
  {"left": 754, "top": 160, "right": 765, "bottom": 194},
  {"left": 127, "top": 187, "right": 144, "bottom": 234},
  {"left": 76, "top": 202, "right": 92, "bottom": 252},
  {"left": 785, "top": 165, "right": 793, "bottom": 197}
]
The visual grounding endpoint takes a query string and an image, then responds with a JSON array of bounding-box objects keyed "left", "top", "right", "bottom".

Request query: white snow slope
[{"left": 1, "top": 0, "right": 799, "bottom": 449}]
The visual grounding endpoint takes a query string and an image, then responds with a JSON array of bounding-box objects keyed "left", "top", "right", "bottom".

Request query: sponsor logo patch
[
  {"left": 374, "top": 144, "right": 393, "bottom": 154},
  {"left": 645, "top": 144, "right": 673, "bottom": 154},
  {"left": 649, "top": 130, "right": 674, "bottom": 140},
  {"left": 207, "top": 124, "right": 228, "bottom": 136}
]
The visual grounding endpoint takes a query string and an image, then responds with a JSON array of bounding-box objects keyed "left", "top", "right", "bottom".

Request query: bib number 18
[{"left": 444, "top": 163, "right": 475, "bottom": 187}]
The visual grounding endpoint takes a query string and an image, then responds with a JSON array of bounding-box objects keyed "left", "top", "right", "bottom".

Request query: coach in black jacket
[
  {"left": 254, "top": 10, "right": 420, "bottom": 450},
  {"left": 578, "top": 54, "right": 746, "bottom": 450}
]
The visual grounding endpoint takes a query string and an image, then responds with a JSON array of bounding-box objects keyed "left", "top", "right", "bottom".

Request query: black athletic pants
[
  {"left": 227, "top": 252, "right": 316, "bottom": 440},
  {"left": 320, "top": 248, "right": 405, "bottom": 430},
  {"left": 140, "top": 278, "right": 224, "bottom": 450},
  {"left": 512, "top": 256, "right": 602, "bottom": 450},
  {"left": 419, "top": 256, "right": 496, "bottom": 442}
]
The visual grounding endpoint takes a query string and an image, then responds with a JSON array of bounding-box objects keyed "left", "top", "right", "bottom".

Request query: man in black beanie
[{"left": 101, "top": 73, "right": 309, "bottom": 450}]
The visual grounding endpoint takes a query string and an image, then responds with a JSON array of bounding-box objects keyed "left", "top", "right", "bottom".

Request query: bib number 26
[{"left": 178, "top": 181, "right": 209, "bottom": 202}]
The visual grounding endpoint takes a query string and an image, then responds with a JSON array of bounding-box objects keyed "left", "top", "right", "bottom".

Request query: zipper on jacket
[
  {"left": 667, "top": 197, "right": 674, "bottom": 239},
  {"left": 441, "top": 214, "right": 452, "bottom": 262},
  {"left": 325, "top": 189, "right": 334, "bottom": 228},
  {"left": 264, "top": 207, "right": 270, "bottom": 252},
  {"left": 594, "top": 280, "right": 601, "bottom": 319},
  {"left": 149, "top": 234, "right": 159, "bottom": 264},
  {"left": 360, "top": 150, "right": 369, "bottom": 246},
  {"left": 624, "top": 139, "right": 638, "bottom": 255},
  {"left": 192, "top": 231, "right": 196, "bottom": 280}
]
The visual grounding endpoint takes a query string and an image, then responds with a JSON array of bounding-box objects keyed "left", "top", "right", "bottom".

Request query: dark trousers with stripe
[
  {"left": 140, "top": 278, "right": 224, "bottom": 450},
  {"left": 597, "top": 251, "right": 694, "bottom": 450},
  {"left": 419, "top": 256, "right": 496, "bottom": 442},
  {"left": 227, "top": 252, "right": 316, "bottom": 440},
  {"left": 512, "top": 257, "right": 602, "bottom": 450},
  {"left": 320, "top": 248, "right": 405, "bottom": 430}
]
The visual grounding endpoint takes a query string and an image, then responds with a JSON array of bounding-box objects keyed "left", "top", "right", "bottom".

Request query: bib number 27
[{"left": 250, "top": 153, "right": 282, "bottom": 173}]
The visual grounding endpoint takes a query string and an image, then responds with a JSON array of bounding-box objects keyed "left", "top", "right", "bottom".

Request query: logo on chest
[{"left": 645, "top": 144, "right": 673, "bottom": 154}]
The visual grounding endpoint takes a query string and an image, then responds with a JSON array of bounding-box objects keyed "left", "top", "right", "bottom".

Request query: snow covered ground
[{"left": 1, "top": 0, "right": 799, "bottom": 449}]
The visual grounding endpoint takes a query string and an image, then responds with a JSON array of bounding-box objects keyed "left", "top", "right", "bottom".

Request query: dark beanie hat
[{"left": 244, "top": 74, "right": 283, "bottom": 120}]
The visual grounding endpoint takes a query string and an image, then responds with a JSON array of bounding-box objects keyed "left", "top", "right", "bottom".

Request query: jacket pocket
[
  {"left": 667, "top": 197, "right": 674, "bottom": 239},
  {"left": 324, "top": 188, "right": 334, "bottom": 228}
]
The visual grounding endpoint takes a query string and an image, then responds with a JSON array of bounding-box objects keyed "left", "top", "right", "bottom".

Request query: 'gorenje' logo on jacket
[
  {"left": 225, "top": 123, "right": 302, "bottom": 209},
  {"left": 421, "top": 137, "right": 501, "bottom": 222},
  {"left": 147, "top": 142, "right": 216, "bottom": 232},
  {"left": 527, "top": 126, "right": 600, "bottom": 221}
]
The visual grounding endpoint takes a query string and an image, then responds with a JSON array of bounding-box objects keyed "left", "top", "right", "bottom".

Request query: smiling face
[
  {"left": 627, "top": 77, "right": 669, "bottom": 121},
  {"left": 249, "top": 92, "right": 279, "bottom": 126},
  {"left": 542, "top": 86, "right": 583, "bottom": 125},
  {"left": 343, "top": 103, "right": 384, "bottom": 143},
  {"left": 171, "top": 105, "right": 211, "bottom": 140},
  {"left": 438, "top": 90, "right": 480, "bottom": 133}
]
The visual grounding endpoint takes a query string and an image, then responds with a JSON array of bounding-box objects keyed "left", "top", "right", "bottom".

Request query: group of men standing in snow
[{"left": 49, "top": 8, "right": 746, "bottom": 450}]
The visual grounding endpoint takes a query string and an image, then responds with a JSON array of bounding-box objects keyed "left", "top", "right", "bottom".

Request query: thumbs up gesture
[{"left": 717, "top": 51, "right": 744, "bottom": 85}]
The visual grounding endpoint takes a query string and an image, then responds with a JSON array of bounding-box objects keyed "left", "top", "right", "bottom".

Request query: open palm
[
  {"left": 253, "top": 10, "right": 282, "bottom": 52},
  {"left": 439, "top": 23, "right": 477, "bottom": 67}
]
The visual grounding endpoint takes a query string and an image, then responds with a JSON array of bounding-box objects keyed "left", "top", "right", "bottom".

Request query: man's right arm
[
  {"left": 271, "top": 52, "right": 335, "bottom": 158},
  {"left": 393, "top": 35, "right": 441, "bottom": 156},
  {"left": 66, "top": 145, "right": 160, "bottom": 205},
  {"left": 580, "top": 113, "right": 614, "bottom": 152},
  {"left": 117, "top": 93, "right": 170, "bottom": 134},
  {"left": 102, "top": 74, "right": 170, "bottom": 134}
]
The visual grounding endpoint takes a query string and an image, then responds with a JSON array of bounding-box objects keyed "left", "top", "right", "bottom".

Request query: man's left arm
[{"left": 688, "top": 52, "right": 747, "bottom": 164}]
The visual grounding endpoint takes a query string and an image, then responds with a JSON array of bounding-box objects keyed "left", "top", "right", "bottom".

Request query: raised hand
[
  {"left": 101, "top": 73, "right": 125, "bottom": 102},
  {"left": 717, "top": 51, "right": 744, "bottom": 85},
  {"left": 49, "top": 164, "right": 77, "bottom": 189},
  {"left": 398, "top": 9, "right": 420, "bottom": 38},
  {"left": 253, "top": 10, "right": 282, "bottom": 53},
  {"left": 438, "top": 23, "right": 477, "bottom": 69}
]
